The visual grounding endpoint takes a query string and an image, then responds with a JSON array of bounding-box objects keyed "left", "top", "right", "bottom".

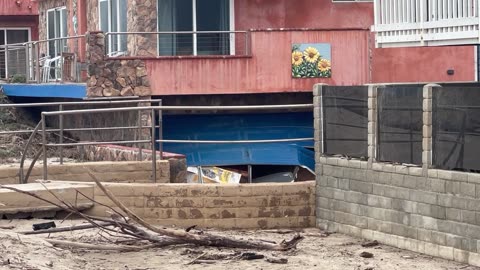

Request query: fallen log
[
  {"left": 20, "top": 222, "right": 114, "bottom": 235},
  {"left": 46, "top": 239, "right": 148, "bottom": 251},
  {"left": 88, "top": 170, "right": 304, "bottom": 251}
]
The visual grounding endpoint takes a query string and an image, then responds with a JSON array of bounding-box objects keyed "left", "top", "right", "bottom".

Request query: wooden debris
[
  {"left": 361, "top": 240, "right": 379, "bottom": 248},
  {"left": 266, "top": 257, "right": 288, "bottom": 264}
]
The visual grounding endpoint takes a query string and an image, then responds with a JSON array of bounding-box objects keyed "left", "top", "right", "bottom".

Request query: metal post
[
  {"left": 245, "top": 32, "right": 250, "bottom": 56},
  {"left": 41, "top": 114, "right": 48, "bottom": 180},
  {"left": 198, "top": 166, "right": 203, "bottom": 184},
  {"left": 4, "top": 43, "right": 8, "bottom": 79},
  {"left": 137, "top": 108, "right": 143, "bottom": 161},
  {"left": 158, "top": 101, "right": 163, "bottom": 160},
  {"left": 25, "top": 43, "right": 30, "bottom": 81},
  {"left": 151, "top": 108, "right": 157, "bottom": 182},
  {"left": 36, "top": 44, "right": 41, "bottom": 83},
  {"left": 59, "top": 104, "right": 64, "bottom": 164},
  {"left": 248, "top": 165, "right": 252, "bottom": 183}
]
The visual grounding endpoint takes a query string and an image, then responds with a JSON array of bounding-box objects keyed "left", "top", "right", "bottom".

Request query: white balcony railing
[{"left": 373, "top": 0, "right": 480, "bottom": 47}]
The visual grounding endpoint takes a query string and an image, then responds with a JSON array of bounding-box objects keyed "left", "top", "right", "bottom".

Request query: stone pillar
[
  {"left": 367, "top": 85, "right": 381, "bottom": 168},
  {"left": 86, "top": 31, "right": 107, "bottom": 97},
  {"left": 422, "top": 84, "right": 440, "bottom": 173}
]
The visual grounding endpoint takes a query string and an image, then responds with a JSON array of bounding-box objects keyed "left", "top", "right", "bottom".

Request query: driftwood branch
[
  {"left": 19, "top": 222, "right": 114, "bottom": 235},
  {"left": 87, "top": 170, "right": 304, "bottom": 251}
]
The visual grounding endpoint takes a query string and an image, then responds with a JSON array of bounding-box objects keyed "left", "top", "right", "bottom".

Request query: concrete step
[{"left": 0, "top": 182, "right": 94, "bottom": 215}]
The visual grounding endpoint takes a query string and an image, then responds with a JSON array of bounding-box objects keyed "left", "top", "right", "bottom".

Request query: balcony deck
[
  {"left": 373, "top": 0, "right": 480, "bottom": 48},
  {"left": 2, "top": 83, "right": 87, "bottom": 99}
]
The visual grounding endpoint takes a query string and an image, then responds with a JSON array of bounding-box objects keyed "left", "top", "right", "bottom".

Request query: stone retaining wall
[
  {"left": 314, "top": 84, "right": 480, "bottom": 267},
  {"left": 0, "top": 161, "right": 170, "bottom": 185},
  {"left": 86, "top": 181, "right": 316, "bottom": 229}
]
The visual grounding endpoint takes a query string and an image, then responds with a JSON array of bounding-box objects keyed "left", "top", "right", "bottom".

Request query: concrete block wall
[
  {"left": 86, "top": 181, "right": 316, "bottom": 229},
  {"left": 314, "top": 83, "right": 480, "bottom": 267},
  {"left": 0, "top": 161, "right": 170, "bottom": 185}
]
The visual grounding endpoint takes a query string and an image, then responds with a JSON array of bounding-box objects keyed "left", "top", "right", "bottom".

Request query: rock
[
  {"left": 136, "top": 66, "right": 147, "bottom": 77},
  {"left": 87, "top": 86, "right": 103, "bottom": 97},
  {"left": 266, "top": 257, "right": 288, "bottom": 264},
  {"left": 359, "top": 252, "right": 374, "bottom": 258},
  {"left": 103, "top": 79, "right": 113, "bottom": 88},
  {"left": 121, "top": 86, "right": 134, "bottom": 96},
  {"left": 134, "top": 86, "right": 151, "bottom": 96},
  {"left": 116, "top": 77, "right": 127, "bottom": 87},
  {"left": 87, "top": 76, "right": 97, "bottom": 87},
  {"left": 103, "top": 87, "right": 120, "bottom": 97}
]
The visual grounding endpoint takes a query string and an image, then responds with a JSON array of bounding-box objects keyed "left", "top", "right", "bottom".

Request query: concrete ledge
[{"left": 0, "top": 160, "right": 170, "bottom": 185}]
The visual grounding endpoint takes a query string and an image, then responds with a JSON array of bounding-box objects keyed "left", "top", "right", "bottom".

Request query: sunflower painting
[{"left": 292, "top": 43, "right": 331, "bottom": 78}]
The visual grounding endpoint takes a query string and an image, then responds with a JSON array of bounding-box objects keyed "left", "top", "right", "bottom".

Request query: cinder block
[
  {"left": 438, "top": 245, "right": 454, "bottom": 261},
  {"left": 437, "top": 170, "right": 453, "bottom": 180},
  {"left": 423, "top": 85, "right": 433, "bottom": 99},
  {"left": 144, "top": 208, "right": 175, "bottom": 219},
  {"left": 144, "top": 184, "right": 187, "bottom": 197},
  {"left": 344, "top": 191, "right": 368, "bottom": 205},
  {"left": 430, "top": 179, "right": 446, "bottom": 193},
  {"left": 423, "top": 113, "right": 432, "bottom": 126},
  {"left": 372, "top": 162, "right": 383, "bottom": 171},
  {"left": 410, "top": 190, "right": 437, "bottom": 204},
  {"left": 446, "top": 181, "right": 460, "bottom": 195},
  {"left": 425, "top": 242, "right": 439, "bottom": 257},
  {"left": 367, "top": 194, "right": 392, "bottom": 209},
  {"left": 409, "top": 167, "right": 423, "bottom": 176},
  {"left": 428, "top": 169, "right": 439, "bottom": 178},
  {"left": 96, "top": 183, "right": 146, "bottom": 197},
  {"left": 326, "top": 157, "right": 339, "bottom": 166},
  {"left": 175, "top": 198, "right": 204, "bottom": 208},
  {"left": 446, "top": 208, "right": 462, "bottom": 222},
  {"left": 350, "top": 180, "right": 373, "bottom": 194},
  {"left": 366, "top": 171, "right": 379, "bottom": 183},
  {"left": 468, "top": 173, "right": 480, "bottom": 184},
  {"left": 377, "top": 172, "right": 392, "bottom": 185},
  {"left": 188, "top": 185, "right": 219, "bottom": 197},
  {"left": 338, "top": 179, "right": 350, "bottom": 190},
  {"left": 468, "top": 252, "right": 480, "bottom": 267},
  {"left": 423, "top": 99, "right": 432, "bottom": 112},
  {"left": 452, "top": 171, "right": 468, "bottom": 182},
  {"left": 460, "top": 182, "right": 476, "bottom": 198},
  {"left": 403, "top": 175, "right": 420, "bottom": 189},
  {"left": 453, "top": 249, "right": 469, "bottom": 264},
  {"left": 391, "top": 173, "right": 404, "bottom": 187},
  {"left": 461, "top": 210, "right": 476, "bottom": 225}
]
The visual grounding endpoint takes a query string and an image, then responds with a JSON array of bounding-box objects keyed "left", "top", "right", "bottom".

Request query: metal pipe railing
[{"left": 35, "top": 103, "right": 314, "bottom": 183}]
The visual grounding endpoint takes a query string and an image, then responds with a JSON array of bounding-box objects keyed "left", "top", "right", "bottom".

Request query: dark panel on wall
[
  {"left": 323, "top": 86, "right": 368, "bottom": 158},
  {"left": 377, "top": 85, "right": 423, "bottom": 165},
  {"left": 433, "top": 85, "right": 480, "bottom": 171}
]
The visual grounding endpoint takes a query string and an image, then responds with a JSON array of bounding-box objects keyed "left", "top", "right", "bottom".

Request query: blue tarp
[
  {"left": 2, "top": 84, "right": 86, "bottom": 99},
  {"left": 161, "top": 112, "right": 315, "bottom": 171}
]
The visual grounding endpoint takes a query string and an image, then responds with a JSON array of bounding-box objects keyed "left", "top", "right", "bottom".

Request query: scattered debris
[
  {"left": 359, "top": 252, "right": 374, "bottom": 258},
  {"left": 361, "top": 240, "right": 379, "bottom": 248},
  {"left": 266, "top": 257, "right": 288, "bottom": 264},
  {"left": 401, "top": 255, "right": 414, "bottom": 259},
  {"left": 32, "top": 221, "right": 56, "bottom": 231},
  {"left": 0, "top": 225, "right": 14, "bottom": 230},
  {"left": 241, "top": 252, "right": 265, "bottom": 260}
]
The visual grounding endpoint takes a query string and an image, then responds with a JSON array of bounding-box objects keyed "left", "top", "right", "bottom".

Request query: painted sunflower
[
  {"left": 318, "top": 59, "right": 331, "bottom": 72},
  {"left": 303, "top": 47, "right": 320, "bottom": 63},
  {"left": 292, "top": 51, "right": 303, "bottom": 66}
]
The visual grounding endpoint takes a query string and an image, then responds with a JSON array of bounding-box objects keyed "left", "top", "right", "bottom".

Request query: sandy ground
[{"left": 0, "top": 219, "right": 479, "bottom": 270}]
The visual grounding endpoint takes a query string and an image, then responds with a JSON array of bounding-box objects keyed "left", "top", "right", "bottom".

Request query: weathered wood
[{"left": 19, "top": 222, "right": 114, "bottom": 235}]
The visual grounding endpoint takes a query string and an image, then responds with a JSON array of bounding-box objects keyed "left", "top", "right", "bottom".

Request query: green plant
[{"left": 10, "top": 74, "right": 27, "bottom": 83}]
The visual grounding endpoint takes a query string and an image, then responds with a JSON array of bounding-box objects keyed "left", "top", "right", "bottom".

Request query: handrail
[
  {"left": 36, "top": 103, "right": 314, "bottom": 183},
  {"left": 105, "top": 31, "right": 248, "bottom": 36},
  {"left": 42, "top": 104, "right": 314, "bottom": 116}
]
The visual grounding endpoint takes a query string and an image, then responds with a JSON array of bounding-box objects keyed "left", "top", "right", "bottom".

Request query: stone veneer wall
[
  {"left": 127, "top": 0, "right": 158, "bottom": 56},
  {"left": 0, "top": 161, "right": 170, "bottom": 185},
  {"left": 86, "top": 31, "right": 151, "bottom": 97},
  {"left": 314, "top": 84, "right": 480, "bottom": 267},
  {"left": 86, "top": 181, "right": 316, "bottom": 229}
]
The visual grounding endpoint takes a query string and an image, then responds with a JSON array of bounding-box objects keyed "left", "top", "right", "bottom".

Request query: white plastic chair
[
  {"left": 42, "top": 56, "right": 62, "bottom": 82},
  {"left": 107, "top": 51, "right": 127, "bottom": 57}
]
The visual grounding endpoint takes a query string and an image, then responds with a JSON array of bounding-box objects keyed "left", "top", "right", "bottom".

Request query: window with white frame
[
  {"left": 99, "top": 0, "right": 127, "bottom": 55},
  {"left": 0, "top": 28, "right": 30, "bottom": 79},
  {"left": 157, "top": 0, "right": 234, "bottom": 56},
  {"left": 47, "top": 7, "right": 67, "bottom": 58},
  {"left": 332, "top": 0, "right": 372, "bottom": 2}
]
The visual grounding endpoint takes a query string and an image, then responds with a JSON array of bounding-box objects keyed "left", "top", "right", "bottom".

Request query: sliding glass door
[
  {"left": 47, "top": 7, "right": 67, "bottom": 58},
  {"left": 99, "top": 0, "right": 128, "bottom": 55},
  {"left": 157, "top": 0, "right": 233, "bottom": 56}
]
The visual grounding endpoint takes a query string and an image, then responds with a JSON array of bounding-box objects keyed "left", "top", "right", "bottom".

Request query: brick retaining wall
[
  {"left": 86, "top": 181, "right": 316, "bottom": 229},
  {"left": 0, "top": 161, "right": 170, "bottom": 185}
]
